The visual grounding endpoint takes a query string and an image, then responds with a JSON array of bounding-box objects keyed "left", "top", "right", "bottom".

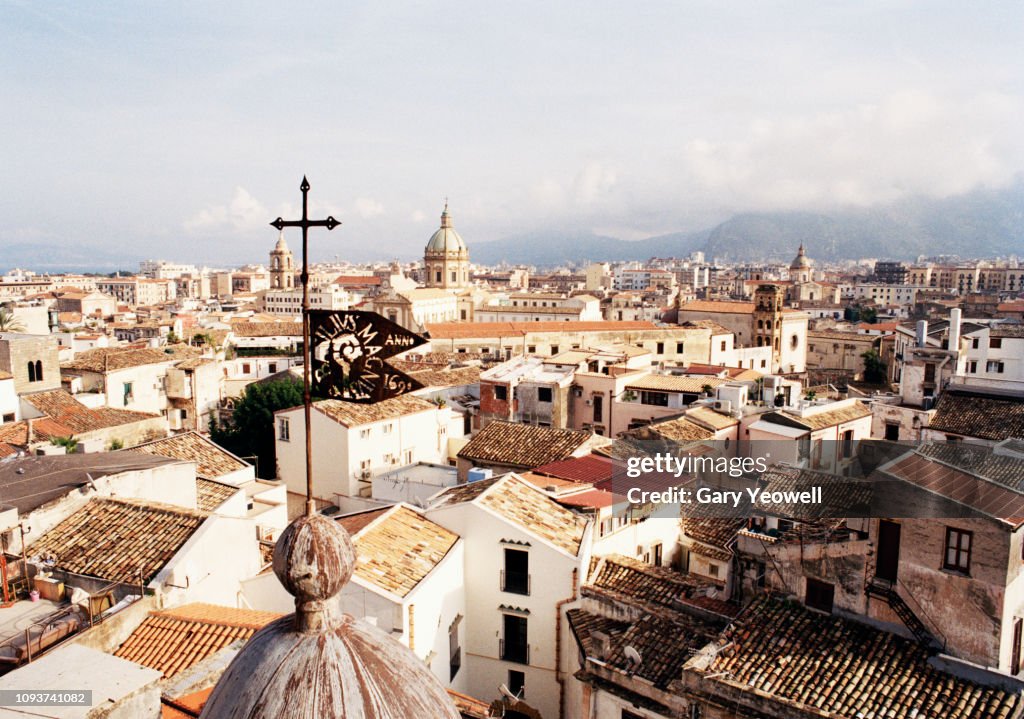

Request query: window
[
  {"left": 268, "top": 362, "right": 277, "bottom": 373},
  {"left": 676, "top": 341, "right": 684, "bottom": 354},
  {"left": 968, "top": 361, "right": 978, "bottom": 373},
  {"left": 507, "top": 670, "right": 525, "bottom": 699},
  {"left": 278, "top": 418, "right": 290, "bottom": 441},
  {"left": 501, "top": 614, "right": 529, "bottom": 664},
  {"left": 593, "top": 394, "right": 603, "bottom": 422},
  {"left": 652, "top": 543, "right": 662, "bottom": 566},
  {"left": 123, "top": 382, "right": 134, "bottom": 405},
  {"left": 707, "top": 563, "right": 719, "bottom": 578},
  {"left": 27, "top": 361, "right": 36, "bottom": 383},
  {"left": 550, "top": 345, "right": 559, "bottom": 355},
  {"left": 924, "top": 363, "right": 936, "bottom": 383},
  {"left": 242, "top": 363, "right": 251, "bottom": 374},
  {"left": 720, "top": 340, "right": 726, "bottom": 352},
  {"left": 494, "top": 385, "right": 508, "bottom": 401},
  {"left": 841, "top": 429, "right": 855, "bottom": 459},
  {"left": 944, "top": 527, "right": 972, "bottom": 573},
  {"left": 806, "top": 578, "right": 835, "bottom": 613},
  {"left": 656, "top": 342, "right": 664, "bottom": 355},
  {"left": 987, "top": 361, "right": 1005, "bottom": 374},
  {"left": 640, "top": 391, "right": 669, "bottom": 406},
  {"left": 885, "top": 423, "right": 900, "bottom": 441},
  {"left": 527, "top": 345, "right": 536, "bottom": 354},
  {"left": 991, "top": 337, "right": 1003, "bottom": 349},
  {"left": 383, "top": 423, "right": 393, "bottom": 434},
  {"left": 449, "top": 617, "right": 462, "bottom": 680},
  {"left": 502, "top": 548, "right": 530, "bottom": 595},
  {"left": 972, "top": 337, "right": 980, "bottom": 349},
  {"left": 537, "top": 387, "right": 552, "bottom": 403},
  {"left": 360, "top": 428, "right": 371, "bottom": 439}
]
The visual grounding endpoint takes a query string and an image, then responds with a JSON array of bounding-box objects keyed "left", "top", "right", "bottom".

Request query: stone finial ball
[{"left": 272, "top": 513, "right": 355, "bottom": 602}]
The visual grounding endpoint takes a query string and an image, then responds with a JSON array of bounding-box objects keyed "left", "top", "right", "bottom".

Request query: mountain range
[
  {"left": 472, "top": 181, "right": 1024, "bottom": 267},
  {"left": 3, "top": 182, "right": 1022, "bottom": 273}
]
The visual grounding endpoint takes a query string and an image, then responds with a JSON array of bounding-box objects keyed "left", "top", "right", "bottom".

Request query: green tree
[
  {"left": 0, "top": 308, "right": 25, "bottom": 333},
  {"left": 860, "top": 306, "right": 879, "bottom": 324},
  {"left": 52, "top": 435, "right": 79, "bottom": 453},
  {"left": 861, "top": 349, "right": 888, "bottom": 384},
  {"left": 211, "top": 378, "right": 303, "bottom": 479}
]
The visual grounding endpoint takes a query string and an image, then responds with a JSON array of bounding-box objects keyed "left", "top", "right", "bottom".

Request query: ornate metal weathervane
[
  {"left": 270, "top": 177, "right": 341, "bottom": 517},
  {"left": 270, "top": 178, "right": 427, "bottom": 517}
]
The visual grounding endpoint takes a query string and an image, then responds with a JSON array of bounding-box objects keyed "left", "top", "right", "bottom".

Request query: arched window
[
  {"left": 27, "top": 361, "right": 36, "bottom": 383},
  {"left": 35, "top": 360, "right": 42, "bottom": 381},
  {"left": 765, "top": 320, "right": 772, "bottom": 330},
  {"left": 757, "top": 320, "right": 763, "bottom": 329}
]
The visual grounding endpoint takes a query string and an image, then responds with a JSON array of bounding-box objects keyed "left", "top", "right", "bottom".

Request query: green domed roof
[{"left": 425, "top": 204, "right": 467, "bottom": 254}]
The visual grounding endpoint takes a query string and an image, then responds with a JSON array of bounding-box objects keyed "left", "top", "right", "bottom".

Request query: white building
[
  {"left": 426, "top": 474, "right": 592, "bottom": 719},
  {"left": 275, "top": 395, "right": 463, "bottom": 501}
]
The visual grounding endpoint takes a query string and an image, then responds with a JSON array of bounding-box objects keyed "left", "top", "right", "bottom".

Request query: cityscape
[{"left": 3, "top": 3, "right": 1024, "bottom": 719}]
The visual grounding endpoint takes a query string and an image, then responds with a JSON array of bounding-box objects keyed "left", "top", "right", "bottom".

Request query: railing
[
  {"left": 500, "top": 570, "right": 531, "bottom": 596},
  {"left": 499, "top": 639, "right": 530, "bottom": 665}
]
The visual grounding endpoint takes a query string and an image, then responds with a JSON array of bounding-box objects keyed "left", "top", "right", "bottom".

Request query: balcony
[
  {"left": 499, "top": 638, "right": 530, "bottom": 665},
  {"left": 500, "top": 570, "right": 531, "bottom": 596}
]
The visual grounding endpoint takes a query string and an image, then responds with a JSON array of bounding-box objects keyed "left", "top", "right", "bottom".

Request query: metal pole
[{"left": 301, "top": 181, "right": 315, "bottom": 517}]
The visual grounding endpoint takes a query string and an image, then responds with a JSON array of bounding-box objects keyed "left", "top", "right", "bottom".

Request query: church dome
[
  {"left": 272, "top": 230, "right": 291, "bottom": 254},
  {"left": 790, "top": 243, "right": 811, "bottom": 270},
  {"left": 425, "top": 204, "right": 467, "bottom": 254},
  {"left": 199, "top": 513, "right": 460, "bottom": 719}
]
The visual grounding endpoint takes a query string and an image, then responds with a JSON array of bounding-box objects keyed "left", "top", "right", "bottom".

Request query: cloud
[
  {"left": 352, "top": 197, "right": 384, "bottom": 219},
  {"left": 184, "top": 187, "right": 270, "bottom": 233},
  {"left": 677, "top": 90, "right": 1024, "bottom": 211}
]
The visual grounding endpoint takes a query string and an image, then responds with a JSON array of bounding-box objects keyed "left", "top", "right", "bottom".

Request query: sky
[{"left": 2, "top": 1, "right": 1023, "bottom": 265}]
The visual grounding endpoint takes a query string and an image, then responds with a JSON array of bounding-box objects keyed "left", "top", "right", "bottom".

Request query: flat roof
[
  {"left": 0, "top": 453, "right": 183, "bottom": 515},
  {"left": 0, "top": 644, "right": 161, "bottom": 719}
]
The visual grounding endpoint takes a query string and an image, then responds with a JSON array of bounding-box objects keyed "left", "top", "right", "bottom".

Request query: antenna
[
  {"left": 623, "top": 645, "right": 642, "bottom": 668},
  {"left": 499, "top": 683, "right": 522, "bottom": 701}
]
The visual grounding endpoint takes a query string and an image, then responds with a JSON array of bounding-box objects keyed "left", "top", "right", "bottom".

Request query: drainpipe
[{"left": 554, "top": 567, "right": 579, "bottom": 719}]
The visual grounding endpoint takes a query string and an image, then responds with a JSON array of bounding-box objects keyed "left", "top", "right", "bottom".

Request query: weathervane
[{"left": 270, "top": 177, "right": 341, "bottom": 517}]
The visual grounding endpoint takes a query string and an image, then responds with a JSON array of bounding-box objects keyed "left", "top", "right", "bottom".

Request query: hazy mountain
[
  {"left": 0, "top": 243, "right": 144, "bottom": 274},
  {"left": 4, "top": 183, "right": 1022, "bottom": 273},
  {"left": 475, "top": 181, "right": 1024, "bottom": 266},
  {"left": 470, "top": 228, "right": 707, "bottom": 267}
]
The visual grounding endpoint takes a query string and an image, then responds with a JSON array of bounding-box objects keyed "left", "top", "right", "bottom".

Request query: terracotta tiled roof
[
  {"left": 686, "top": 406, "right": 740, "bottom": 431},
  {"left": 447, "top": 690, "right": 491, "bottom": 719},
  {"left": 928, "top": 389, "right": 1024, "bottom": 441},
  {"left": 195, "top": 478, "right": 239, "bottom": 511},
  {"left": 426, "top": 320, "right": 660, "bottom": 339},
  {"left": 704, "top": 596, "right": 1021, "bottom": 719},
  {"left": 917, "top": 441, "right": 1024, "bottom": 491},
  {"left": 161, "top": 688, "right": 213, "bottom": 719},
  {"left": 312, "top": 395, "right": 437, "bottom": 427},
  {"left": 678, "top": 299, "right": 756, "bottom": 314},
  {"left": 0, "top": 417, "right": 74, "bottom": 446},
  {"left": 342, "top": 505, "right": 459, "bottom": 597},
  {"left": 586, "top": 554, "right": 727, "bottom": 613},
  {"left": 766, "top": 401, "right": 872, "bottom": 431},
  {"left": 335, "top": 275, "right": 381, "bottom": 286},
  {"left": 115, "top": 603, "right": 283, "bottom": 677},
  {"left": 431, "top": 475, "right": 586, "bottom": 556},
  {"left": 21, "top": 389, "right": 159, "bottom": 433},
  {"left": 231, "top": 321, "right": 303, "bottom": 337},
  {"left": 625, "top": 375, "right": 726, "bottom": 393},
  {"left": 533, "top": 453, "right": 628, "bottom": 486},
  {"left": 28, "top": 497, "right": 208, "bottom": 583},
  {"left": 625, "top": 416, "right": 715, "bottom": 443},
  {"left": 128, "top": 432, "right": 249, "bottom": 479},
  {"left": 403, "top": 364, "right": 481, "bottom": 389},
  {"left": 681, "top": 516, "right": 744, "bottom": 550},
  {"left": 61, "top": 347, "right": 181, "bottom": 372},
  {"left": 990, "top": 324, "right": 1024, "bottom": 338},
  {"left": 759, "top": 465, "right": 873, "bottom": 518},
  {"left": 457, "top": 421, "right": 594, "bottom": 469},
  {"left": 879, "top": 451, "right": 1024, "bottom": 527}
]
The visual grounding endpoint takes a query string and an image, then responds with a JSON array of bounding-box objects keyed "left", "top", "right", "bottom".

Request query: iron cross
[{"left": 269, "top": 176, "right": 341, "bottom": 517}]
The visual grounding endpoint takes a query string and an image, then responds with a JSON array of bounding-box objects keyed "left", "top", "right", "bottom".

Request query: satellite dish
[
  {"left": 499, "top": 683, "right": 520, "bottom": 700},
  {"left": 623, "top": 645, "right": 642, "bottom": 667}
]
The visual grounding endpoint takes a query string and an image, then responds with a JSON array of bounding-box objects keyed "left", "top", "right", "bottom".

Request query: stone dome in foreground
[{"left": 199, "top": 513, "right": 460, "bottom": 719}]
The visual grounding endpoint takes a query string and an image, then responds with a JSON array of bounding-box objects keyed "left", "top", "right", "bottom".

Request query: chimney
[
  {"left": 948, "top": 308, "right": 962, "bottom": 353},
  {"left": 916, "top": 320, "right": 928, "bottom": 348}
]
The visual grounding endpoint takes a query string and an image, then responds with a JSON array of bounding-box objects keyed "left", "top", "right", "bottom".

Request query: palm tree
[{"left": 0, "top": 308, "right": 25, "bottom": 333}]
